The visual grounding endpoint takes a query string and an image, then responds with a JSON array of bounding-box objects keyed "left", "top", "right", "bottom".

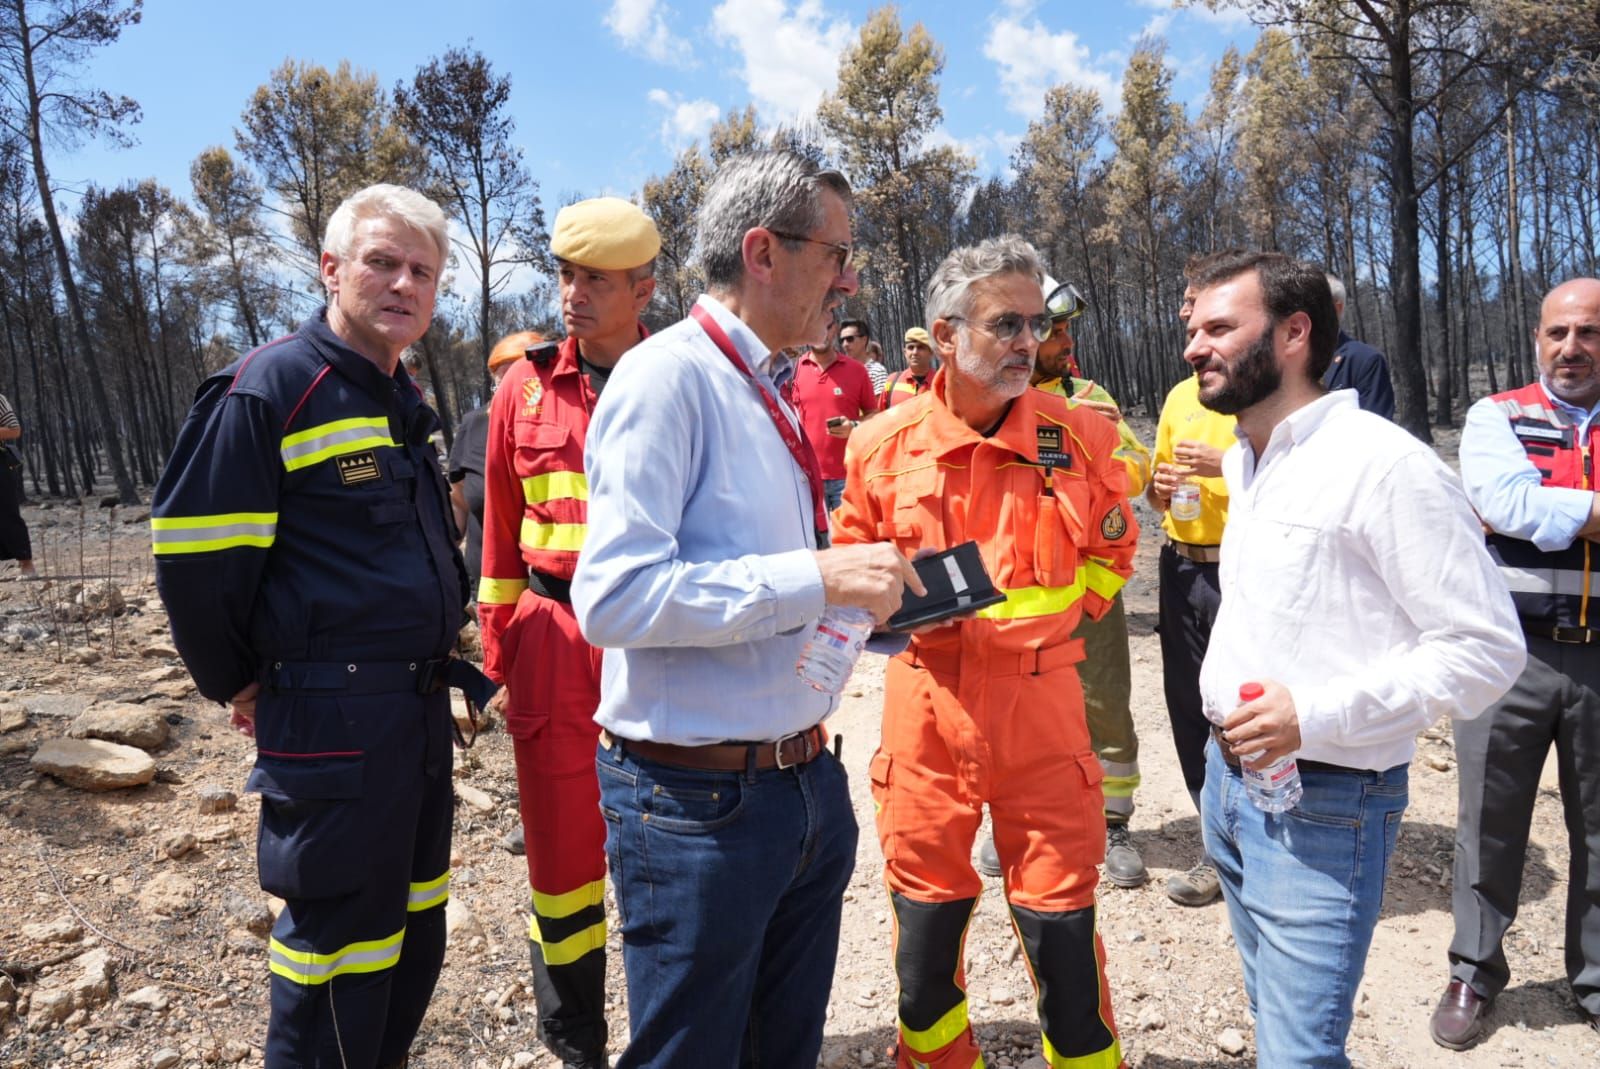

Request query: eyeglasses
[
  {"left": 945, "top": 312, "right": 1052, "bottom": 344},
  {"left": 838, "top": 333, "right": 863, "bottom": 344},
  {"left": 768, "top": 228, "right": 855, "bottom": 274},
  {"left": 1045, "top": 281, "right": 1088, "bottom": 322}
]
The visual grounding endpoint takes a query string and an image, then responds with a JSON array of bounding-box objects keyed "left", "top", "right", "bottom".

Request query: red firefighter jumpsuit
[
  {"left": 834, "top": 373, "right": 1138, "bottom": 1069},
  {"left": 479, "top": 334, "right": 634, "bottom": 1066}
]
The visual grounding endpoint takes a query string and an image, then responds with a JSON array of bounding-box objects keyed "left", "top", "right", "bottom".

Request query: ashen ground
[{"left": 0, "top": 421, "right": 1592, "bottom": 1067}]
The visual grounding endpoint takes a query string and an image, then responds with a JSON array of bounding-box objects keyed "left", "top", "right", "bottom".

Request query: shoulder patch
[{"left": 1101, "top": 503, "right": 1128, "bottom": 540}]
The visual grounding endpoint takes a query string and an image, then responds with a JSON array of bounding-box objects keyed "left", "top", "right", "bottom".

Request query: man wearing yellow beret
[
  {"left": 880, "top": 326, "right": 937, "bottom": 410},
  {"left": 478, "top": 196, "right": 658, "bottom": 1069}
]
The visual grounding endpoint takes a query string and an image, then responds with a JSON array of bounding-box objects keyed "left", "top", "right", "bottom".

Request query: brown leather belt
[
  {"left": 1209, "top": 725, "right": 1350, "bottom": 775},
  {"left": 603, "top": 725, "right": 827, "bottom": 771},
  {"left": 1169, "top": 540, "right": 1222, "bottom": 564}
]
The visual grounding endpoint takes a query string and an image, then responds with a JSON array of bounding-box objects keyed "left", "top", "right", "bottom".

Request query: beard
[
  {"left": 955, "top": 344, "right": 1033, "bottom": 401},
  {"left": 1198, "top": 326, "right": 1281, "bottom": 415}
]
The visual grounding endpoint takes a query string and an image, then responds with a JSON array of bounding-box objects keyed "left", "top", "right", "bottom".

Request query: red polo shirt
[{"left": 792, "top": 351, "right": 877, "bottom": 479}]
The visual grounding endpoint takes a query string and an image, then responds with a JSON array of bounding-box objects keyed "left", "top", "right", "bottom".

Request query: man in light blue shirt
[
  {"left": 1435, "top": 277, "right": 1600, "bottom": 1051},
  {"left": 572, "top": 150, "right": 919, "bottom": 1069}
]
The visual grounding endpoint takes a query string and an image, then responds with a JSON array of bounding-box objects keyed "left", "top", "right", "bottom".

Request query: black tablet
[{"left": 886, "top": 541, "right": 1007, "bottom": 631}]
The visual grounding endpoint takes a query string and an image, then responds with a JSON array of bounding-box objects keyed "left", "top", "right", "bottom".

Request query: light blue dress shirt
[
  {"left": 572, "top": 295, "right": 832, "bottom": 745},
  {"left": 1459, "top": 379, "right": 1599, "bottom": 552}
]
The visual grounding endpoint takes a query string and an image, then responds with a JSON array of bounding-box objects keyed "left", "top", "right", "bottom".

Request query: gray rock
[
  {"left": 26, "top": 948, "right": 112, "bottom": 1029},
  {"left": 21, "top": 918, "right": 82, "bottom": 945},
  {"left": 160, "top": 832, "right": 198, "bottom": 860},
  {"left": 223, "top": 894, "right": 274, "bottom": 936},
  {"left": 455, "top": 783, "right": 496, "bottom": 813},
  {"left": 1218, "top": 1027, "right": 1248, "bottom": 1056},
  {"left": 150, "top": 1049, "right": 181, "bottom": 1069},
  {"left": 141, "top": 644, "right": 178, "bottom": 659},
  {"left": 196, "top": 787, "right": 237, "bottom": 815},
  {"left": 136, "top": 871, "right": 199, "bottom": 917},
  {"left": 122, "top": 984, "right": 170, "bottom": 1012},
  {"left": 30, "top": 738, "right": 156, "bottom": 791},
  {"left": 69, "top": 702, "right": 170, "bottom": 750},
  {"left": 0, "top": 699, "right": 28, "bottom": 733}
]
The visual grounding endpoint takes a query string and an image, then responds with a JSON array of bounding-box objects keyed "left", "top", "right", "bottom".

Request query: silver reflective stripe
[
  {"left": 153, "top": 519, "right": 276, "bottom": 546},
  {"left": 1499, "top": 565, "right": 1598, "bottom": 597},
  {"left": 267, "top": 929, "right": 404, "bottom": 986},
  {"left": 279, "top": 418, "right": 394, "bottom": 470}
]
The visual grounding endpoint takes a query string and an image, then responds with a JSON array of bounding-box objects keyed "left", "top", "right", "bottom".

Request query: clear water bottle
[
  {"left": 1237, "top": 681, "right": 1303, "bottom": 813},
  {"left": 796, "top": 606, "right": 874, "bottom": 693},
  {"left": 1170, "top": 481, "right": 1202, "bottom": 521}
]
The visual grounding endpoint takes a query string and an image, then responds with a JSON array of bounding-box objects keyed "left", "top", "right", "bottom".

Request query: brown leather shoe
[{"left": 1430, "top": 980, "right": 1491, "bottom": 1050}]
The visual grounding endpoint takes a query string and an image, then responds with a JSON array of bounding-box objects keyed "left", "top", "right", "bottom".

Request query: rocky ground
[{"left": 0, "top": 426, "right": 1596, "bottom": 1068}]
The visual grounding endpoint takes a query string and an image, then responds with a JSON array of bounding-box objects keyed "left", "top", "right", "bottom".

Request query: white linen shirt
[
  {"left": 1199, "top": 389, "right": 1526, "bottom": 771},
  {"left": 572, "top": 294, "right": 832, "bottom": 745}
]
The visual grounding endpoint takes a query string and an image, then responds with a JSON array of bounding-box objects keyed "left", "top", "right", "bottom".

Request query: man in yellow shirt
[{"left": 1146, "top": 281, "right": 1238, "bottom": 906}]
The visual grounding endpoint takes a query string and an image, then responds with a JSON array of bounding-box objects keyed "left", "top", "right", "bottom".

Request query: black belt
[
  {"left": 1209, "top": 725, "right": 1354, "bottom": 775},
  {"left": 1526, "top": 624, "right": 1600, "bottom": 645},
  {"left": 528, "top": 568, "right": 572, "bottom": 603},
  {"left": 264, "top": 657, "right": 499, "bottom": 747},
  {"left": 1168, "top": 540, "right": 1221, "bottom": 564}
]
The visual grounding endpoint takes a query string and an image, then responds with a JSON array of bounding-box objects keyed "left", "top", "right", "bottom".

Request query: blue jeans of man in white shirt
[
  {"left": 596, "top": 740, "right": 857, "bottom": 1069},
  {"left": 1202, "top": 739, "right": 1409, "bottom": 1067}
]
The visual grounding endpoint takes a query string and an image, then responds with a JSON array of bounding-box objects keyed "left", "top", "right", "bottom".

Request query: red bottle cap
[{"left": 1239, "top": 682, "right": 1264, "bottom": 702}]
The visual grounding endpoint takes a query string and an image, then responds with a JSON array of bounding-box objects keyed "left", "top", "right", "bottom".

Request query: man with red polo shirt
[
  {"left": 793, "top": 331, "right": 878, "bottom": 518},
  {"left": 477, "top": 197, "right": 659, "bottom": 1069}
]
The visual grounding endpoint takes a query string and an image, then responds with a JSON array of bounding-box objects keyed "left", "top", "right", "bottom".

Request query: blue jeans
[
  {"left": 596, "top": 739, "right": 857, "bottom": 1069},
  {"left": 1202, "top": 739, "right": 1408, "bottom": 1068},
  {"left": 823, "top": 477, "right": 846, "bottom": 517}
]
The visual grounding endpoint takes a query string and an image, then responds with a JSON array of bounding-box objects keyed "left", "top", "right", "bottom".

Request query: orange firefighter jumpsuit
[
  {"left": 834, "top": 372, "right": 1138, "bottom": 1069},
  {"left": 479, "top": 334, "right": 636, "bottom": 1066}
]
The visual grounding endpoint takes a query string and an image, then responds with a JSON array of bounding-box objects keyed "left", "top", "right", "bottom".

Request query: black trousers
[
  {"left": 0, "top": 462, "right": 30, "bottom": 562},
  {"left": 1156, "top": 543, "right": 1221, "bottom": 800},
  {"left": 1449, "top": 635, "right": 1600, "bottom": 1016}
]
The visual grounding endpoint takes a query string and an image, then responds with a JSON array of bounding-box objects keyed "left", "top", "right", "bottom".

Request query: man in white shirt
[
  {"left": 572, "top": 150, "right": 919, "bottom": 1069},
  {"left": 1434, "top": 277, "right": 1600, "bottom": 1050},
  {"left": 1183, "top": 249, "right": 1525, "bottom": 1068}
]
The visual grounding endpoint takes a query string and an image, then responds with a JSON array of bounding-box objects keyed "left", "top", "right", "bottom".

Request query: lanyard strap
[{"left": 690, "top": 304, "right": 829, "bottom": 542}]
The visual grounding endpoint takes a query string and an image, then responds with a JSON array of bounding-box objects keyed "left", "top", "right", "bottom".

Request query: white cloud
[
  {"left": 984, "top": 14, "right": 1120, "bottom": 119},
  {"left": 709, "top": 0, "right": 855, "bottom": 123},
  {"left": 1134, "top": 0, "right": 1256, "bottom": 29},
  {"left": 604, "top": 0, "right": 691, "bottom": 64},
  {"left": 647, "top": 88, "right": 721, "bottom": 149}
]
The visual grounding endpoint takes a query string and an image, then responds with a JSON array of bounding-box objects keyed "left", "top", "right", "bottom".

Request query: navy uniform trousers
[{"left": 251, "top": 664, "right": 455, "bottom": 1069}]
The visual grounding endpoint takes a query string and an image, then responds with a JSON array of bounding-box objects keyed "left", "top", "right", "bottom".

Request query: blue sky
[
  {"left": 45, "top": 1, "right": 1258, "bottom": 305},
  {"left": 54, "top": 1, "right": 1258, "bottom": 209}
]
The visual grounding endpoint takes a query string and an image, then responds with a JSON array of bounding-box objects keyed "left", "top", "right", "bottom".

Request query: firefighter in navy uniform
[
  {"left": 476, "top": 198, "right": 659, "bottom": 1069},
  {"left": 152, "top": 184, "right": 491, "bottom": 1069}
]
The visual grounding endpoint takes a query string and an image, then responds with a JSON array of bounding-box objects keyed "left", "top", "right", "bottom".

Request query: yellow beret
[
  {"left": 551, "top": 197, "right": 661, "bottom": 271},
  {"left": 904, "top": 327, "right": 933, "bottom": 347},
  {"left": 489, "top": 330, "right": 546, "bottom": 370}
]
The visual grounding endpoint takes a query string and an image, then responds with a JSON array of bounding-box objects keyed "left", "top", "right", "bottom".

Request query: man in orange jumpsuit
[
  {"left": 478, "top": 197, "right": 659, "bottom": 1069},
  {"left": 835, "top": 235, "right": 1137, "bottom": 1069}
]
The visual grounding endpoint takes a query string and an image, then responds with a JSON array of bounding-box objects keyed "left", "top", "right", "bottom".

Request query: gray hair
[
  {"left": 925, "top": 235, "right": 1046, "bottom": 329},
  {"left": 694, "top": 150, "right": 852, "bottom": 289},
  {"left": 1325, "top": 273, "right": 1347, "bottom": 319},
  {"left": 324, "top": 183, "right": 451, "bottom": 269}
]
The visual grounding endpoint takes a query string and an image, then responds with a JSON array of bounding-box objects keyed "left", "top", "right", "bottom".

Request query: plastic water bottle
[
  {"left": 1237, "top": 682, "right": 1303, "bottom": 813},
  {"left": 796, "top": 606, "right": 874, "bottom": 693},
  {"left": 1170, "top": 481, "right": 1202, "bottom": 521}
]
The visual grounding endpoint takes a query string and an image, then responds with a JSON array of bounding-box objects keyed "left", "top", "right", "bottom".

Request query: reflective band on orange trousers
[{"left": 870, "top": 643, "right": 1120, "bottom": 1069}]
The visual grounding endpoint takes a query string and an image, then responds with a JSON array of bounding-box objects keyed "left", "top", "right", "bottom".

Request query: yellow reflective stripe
[
  {"left": 150, "top": 512, "right": 277, "bottom": 555},
  {"left": 1101, "top": 774, "right": 1140, "bottom": 798},
  {"left": 1042, "top": 1033, "right": 1122, "bottom": 1069},
  {"left": 521, "top": 470, "right": 588, "bottom": 504},
  {"left": 527, "top": 915, "right": 607, "bottom": 966},
  {"left": 408, "top": 871, "right": 450, "bottom": 912},
  {"left": 520, "top": 518, "right": 586, "bottom": 552},
  {"left": 977, "top": 573, "right": 1086, "bottom": 620},
  {"left": 478, "top": 576, "right": 529, "bottom": 605},
  {"left": 531, "top": 879, "right": 605, "bottom": 920},
  {"left": 267, "top": 928, "right": 404, "bottom": 986},
  {"left": 280, "top": 416, "right": 399, "bottom": 471},
  {"left": 1083, "top": 558, "right": 1125, "bottom": 600},
  {"left": 900, "top": 999, "right": 969, "bottom": 1055}
]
